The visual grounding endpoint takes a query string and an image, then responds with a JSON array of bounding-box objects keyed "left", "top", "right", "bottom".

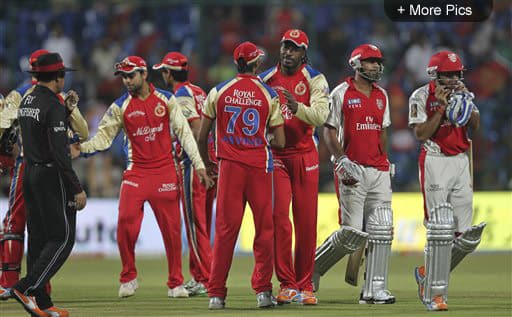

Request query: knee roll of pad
[
  {"left": 424, "top": 203, "right": 455, "bottom": 304},
  {"left": 363, "top": 205, "right": 393, "bottom": 299}
]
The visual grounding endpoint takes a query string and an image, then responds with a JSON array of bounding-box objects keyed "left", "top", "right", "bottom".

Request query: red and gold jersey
[
  {"left": 326, "top": 77, "right": 391, "bottom": 171},
  {"left": 203, "top": 74, "right": 283, "bottom": 172},
  {"left": 81, "top": 84, "right": 204, "bottom": 172},
  {"left": 408, "top": 81, "right": 470, "bottom": 156},
  {"left": 259, "top": 64, "right": 329, "bottom": 157}
]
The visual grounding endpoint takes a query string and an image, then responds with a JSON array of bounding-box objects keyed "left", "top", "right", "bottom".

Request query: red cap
[
  {"left": 29, "top": 49, "right": 50, "bottom": 69},
  {"left": 427, "top": 51, "right": 464, "bottom": 75},
  {"left": 280, "top": 29, "right": 309, "bottom": 50},
  {"left": 349, "top": 44, "right": 383, "bottom": 62},
  {"left": 153, "top": 52, "right": 189, "bottom": 71},
  {"left": 233, "top": 41, "right": 264, "bottom": 65},
  {"left": 114, "top": 56, "right": 147, "bottom": 75}
]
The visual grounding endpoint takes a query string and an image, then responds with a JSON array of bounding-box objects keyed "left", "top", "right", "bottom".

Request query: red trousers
[
  {"left": 180, "top": 162, "right": 212, "bottom": 285},
  {"left": 273, "top": 150, "right": 319, "bottom": 291},
  {"left": 208, "top": 160, "right": 274, "bottom": 298},
  {"left": 118, "top": 166, "right": 183, "bottom": 288},
  {"left": 0, "top": 159, "right": 26, "bottom": 287}
]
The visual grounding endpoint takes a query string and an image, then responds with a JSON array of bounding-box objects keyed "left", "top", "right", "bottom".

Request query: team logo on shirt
[
  {"left": 376, "top": 99, "right": 384, "bottom": 110},
  {"left": 411, "top": 104, "right": 418, "bottom": 118},
  {"left": 294, "top": 81, "right": 307, "bottom": 96},
  {"left": 154, "top": 102, "right": 166, "bottom": 117}
]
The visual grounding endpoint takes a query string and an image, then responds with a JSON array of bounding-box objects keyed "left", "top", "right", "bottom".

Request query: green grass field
[{"left": 0, "top": 253, "right": 510, "bottom": 316}]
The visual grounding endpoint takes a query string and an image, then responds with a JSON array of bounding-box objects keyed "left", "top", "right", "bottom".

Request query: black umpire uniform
[{"left": 12, "top": 53, "right": 84, "bottom": 312}]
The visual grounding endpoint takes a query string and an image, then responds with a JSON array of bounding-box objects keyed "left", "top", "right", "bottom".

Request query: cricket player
[
  {"left": 71, "top": 56, "right": 213, "bottom": 299},
  {"left": 153, "top": 51, "right": 212, "bottom": 296},
  {"left": 409, "top": 51, "right": 485, "bottom": 311},
  {"left": 0, "top": 49, "right": 88, "bottom": 301},
  {"left": 198, "top": 41, "right": 285, "bottom": 310},
  {"left": 313, "top": 44, "right": 395, "bottom": 305},
  {"left": 259, "top": 29, "right": 329, "bottom": 305}
]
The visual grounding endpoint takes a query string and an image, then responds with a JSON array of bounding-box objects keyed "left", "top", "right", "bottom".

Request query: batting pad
[
  {"left": 424, "top": 203, "right": 455, "bottom": 304},
  {"left": 362, "top": 205, "right": 393, "bottom": 299},
  {"left": 451, "top": 222, "right": 486, "bottom": 271}
]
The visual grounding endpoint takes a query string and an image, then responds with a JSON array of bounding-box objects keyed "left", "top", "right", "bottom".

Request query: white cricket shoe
[
  {"left": 168, "top": 285, "right": 189, "bottom": 298},
  {"left": 118, "top": 279, "right": 138, "bottom": 298}
]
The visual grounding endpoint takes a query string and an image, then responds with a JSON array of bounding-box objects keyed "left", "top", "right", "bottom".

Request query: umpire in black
[{"left": 11, "top": 52, "right": 86, "bottom": 317}]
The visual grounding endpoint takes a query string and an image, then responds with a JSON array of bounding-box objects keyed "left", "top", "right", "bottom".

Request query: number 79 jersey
[{"left": 203, "top": 73, "right": 283, "bottom": 172}]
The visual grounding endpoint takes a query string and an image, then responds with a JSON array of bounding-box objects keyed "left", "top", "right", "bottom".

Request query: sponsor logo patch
[
  {"left": 127, "top": 110, "right": 145, "bottom": 118},
  {"left": 158, "top": 183, "right": 177, "bottom": 192},
  {"left": 122, "top": 180, "right": 139, "bottom": 188}
]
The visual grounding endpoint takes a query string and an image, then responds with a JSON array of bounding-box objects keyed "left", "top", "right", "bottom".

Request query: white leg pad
[
  {"left": 451, "top": 222, "right": 486, "bottom": 271},
  {"left": 314, "top": 225, "right": 369, "bottom": 276},
  {"left": 362, "top": 206, "right": 393, "bottom": 300},
  {"left": 424, "top": 203, "right": 455, "bottom": 304}
]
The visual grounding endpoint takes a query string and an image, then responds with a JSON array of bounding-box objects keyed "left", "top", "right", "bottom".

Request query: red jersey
[
  {"left": 326, "top": 77, "right": 391, "bottom": 171},
  {"left": 408, "top": 81, "right": 470, "bottom": 155},
  {"left": 82, "top": 84, "right": 181, "bottom": 171},
  {"left": 259, "top": 64, "right": 330, "bottom": 157},
  {"left": 203, "top": 74, "right": 283, "bottom": 171}
]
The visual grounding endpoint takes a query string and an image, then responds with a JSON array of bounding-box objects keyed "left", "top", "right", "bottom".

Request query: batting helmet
[
  {"left": 349, "top": 44, "right": 384, "bottom": 82},
  {"left": 426, "top": 51, "right": 465, "bottom": 80}
]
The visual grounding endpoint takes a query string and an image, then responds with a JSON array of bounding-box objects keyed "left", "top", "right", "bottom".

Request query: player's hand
[
  {"left": 434, "top": 84, "right": 451, "bottom": 106},
  {"left": 74, "top": 190, "right": 87, "bottom": 211},
  {"left": 281, "top": 89, "right": 299, "bottom": 114},
  {"left": 335, "top": 155, "right": 363, "bottom": 186},
  {"left": 65, "top": 90, "right": 79, "bottom": 111},
  {"left": 196, "top": 168, "right": 215, "bottom": 189},
  {"left": 70, "top": 143, "right": 81, "bottom": 159}
]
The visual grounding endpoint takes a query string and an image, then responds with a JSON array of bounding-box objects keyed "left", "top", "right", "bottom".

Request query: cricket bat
[{"left": 345, "top": 244, "right": 366, "bottom": 286}]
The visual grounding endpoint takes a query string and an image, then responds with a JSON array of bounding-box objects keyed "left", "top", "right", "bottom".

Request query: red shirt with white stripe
[{"left": 326, "top": 77, "right": 391, "bottom": 171}]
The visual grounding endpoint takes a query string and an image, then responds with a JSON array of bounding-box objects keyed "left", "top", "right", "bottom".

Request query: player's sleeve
[
  {"left": 294, "top": 74, "right": 330, "bottom": 127},
  {"left": 0, "top": 90, "right": 22, "bottom": 129},
  {"left": 168, "top": 96, "right": 205, "bottom": 170},
  {"left": 175, "top": 88, "right": 200, "bottom": 122},
  {"left": 202, "top": 88, "right": 218, "bottom": 119},
  {"left": 382, "top": 89, "right": 391, "bottom": 128},
  {"left": 68, "top": 107, "right": 89, "bottom": 141},
  {"left": 80, "top": 103, "right": 123, "bottom": 156},
  {"left": 325, "top": 88, "right": 343, "bottom": 129},
  {"left": 268, "top": 96, "right": 284, "bottom": 129},
  {"left": 408, "top": 86, "right": 428, "bottom": 127},
  {"left": 47, "top": 101, "right": 83, "bottom": 195}
]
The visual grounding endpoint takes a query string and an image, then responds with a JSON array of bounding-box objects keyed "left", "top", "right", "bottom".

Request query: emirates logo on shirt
[{"left": 356, "top": 116, "right": 381, "bottom": 131}]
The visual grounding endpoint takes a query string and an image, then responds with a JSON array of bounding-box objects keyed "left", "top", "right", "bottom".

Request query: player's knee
[{"left": 366, "top": 205, "right": 393, "bottom": 242}]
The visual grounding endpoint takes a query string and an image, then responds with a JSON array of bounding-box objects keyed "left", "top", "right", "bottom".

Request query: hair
[
  {"left": 236, "top": 58, "right": 257, "bottom": 73},
  {"left": 169, "top": 69, "right": 188, "bottom": 82},
  {"left": 34, "top": 71, "right": 65, "bottom": 83}
]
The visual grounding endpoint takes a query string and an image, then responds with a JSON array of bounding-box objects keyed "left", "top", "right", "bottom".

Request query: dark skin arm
[
  {"left": 270, "top": 125, "right": 285, "bottom": 149},
  {"left": 412, "top": 85, "right": 450, "bottom": 142},
  {"left": 197, "top": 116, "right": 215, "bottom": 176},
  {"left": 323, "top": 125, "right": 344, "bottom": 159}
]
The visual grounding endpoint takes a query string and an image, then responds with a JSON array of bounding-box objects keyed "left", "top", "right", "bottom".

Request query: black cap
[{"left": 28, "top": 52, "right": 75, "bottom": 73}]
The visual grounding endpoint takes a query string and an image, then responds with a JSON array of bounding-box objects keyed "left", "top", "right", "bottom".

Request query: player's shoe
[
  {"left": 44, "top": 306, "right": 69, "bottom": 317},
  {"left": 167, "top": 285, "right": 189, "bottom": 298},
  {"left": 118, "top": 278, "right": 138, "bottom": 298},
  {"left": 183, "top": 279, "right": 197, "bottom": 291},
  {"left": 299, "top": 291, "right": 318, "bottom": 305},
  {"left": 208, "top": 296, "right": 225, "bottom": 310},
  {"left": 0, "top": 286, "right": 12, "bottom": 300},
  {"left": 414, "top": 266, "right": 426, "bottom": 304},
  {"left": 11, "top": 288, "right": 50, "bottom": 317},
  {"left": 276, "top": 288, "right": 299, "bottom": 304},
  {"left": 188, "top": 282, "right": 207, "bottom": 296},
  {"left": 359, "top": 290, "right": 396, "bottom": 304},
  {"left": 256, "top": 290, "right": 274, "bottom": 308},
  {"left": 425, "top": 295, "right": 448, "bottom": 311}
]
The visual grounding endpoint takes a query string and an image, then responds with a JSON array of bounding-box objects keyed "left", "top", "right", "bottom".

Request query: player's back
[{"left": 207, "top": 74, "right": 277, "bottom": 170}]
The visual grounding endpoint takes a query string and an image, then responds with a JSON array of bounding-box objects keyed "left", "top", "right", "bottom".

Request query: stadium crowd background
[{"left": 0, "top": 0, "right": 510, "bottom": 197}]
